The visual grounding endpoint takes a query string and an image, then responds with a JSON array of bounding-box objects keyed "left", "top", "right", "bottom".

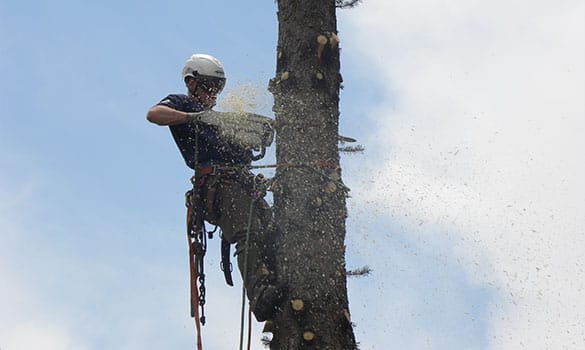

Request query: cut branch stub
[
  {"left": 291, "top": 298, "right": 305, "bottom": 312},
  {"left": 303, "top": 331, "right": 316, "bottom": 342},
  {"left": 317, "top": 34, "right": 328, "bottom": 60},
  {"left": 324, "top": 181, "right": 337, "bottom": 193},
  {"left": 329, "top": 32, "right": 340, "bottom": 48},
  {"left": 343, "top": 309, "right": 351, "bottom": 322},
  {"left": 313, "top": 196, "right": 323, "bottom": 207}
]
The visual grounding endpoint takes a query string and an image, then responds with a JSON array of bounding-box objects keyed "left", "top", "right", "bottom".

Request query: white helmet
[{"left": 182, "top": 54, "right": 226, "bottom": 92}]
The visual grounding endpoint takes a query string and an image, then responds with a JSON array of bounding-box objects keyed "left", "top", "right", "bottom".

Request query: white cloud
[
  {"left": 0, "top": 174, "right": 87, "bottom": 350},
  {"left": 0, "top": 230, "right": 87, "bottom": 350},
  {"left": 341, "top": 0, "right": 585, "bottom": 348},
  {"left": 0, "top": 317, "right": 85, "bottom": 350}
]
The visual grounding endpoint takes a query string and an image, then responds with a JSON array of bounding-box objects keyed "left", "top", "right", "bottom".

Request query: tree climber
[{"left": 146, "top": 53, "right": 282, "bottom": 322}]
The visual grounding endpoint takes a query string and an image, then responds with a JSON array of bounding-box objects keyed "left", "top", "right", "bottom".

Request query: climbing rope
[
  {"left": 249, "top": 161, "right": 350, "bottom": 195},
  {"left": 248, "top": 161, "right": 338, "bottom": 170},
  {"left": 247, "top": 307, "right": 252, "bottom": 350},
  {"left": 239, "top": 184, "right": 257, "bottom": 350}
]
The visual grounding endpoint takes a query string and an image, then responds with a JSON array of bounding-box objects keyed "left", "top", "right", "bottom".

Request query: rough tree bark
[{"left": 267, "top": 1, "right": 357, "bottom": 349}]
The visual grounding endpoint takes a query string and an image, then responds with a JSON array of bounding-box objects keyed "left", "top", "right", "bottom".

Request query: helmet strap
[{"left": 187, "top": 78, "right": 199, "bottom": 98}]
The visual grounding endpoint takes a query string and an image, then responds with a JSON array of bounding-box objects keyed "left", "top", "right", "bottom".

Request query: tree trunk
[{"left": 268, "top": 1, "right": 357, "bottom": 349}]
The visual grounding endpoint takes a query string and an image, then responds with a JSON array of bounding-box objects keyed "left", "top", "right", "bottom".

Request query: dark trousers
[{"left": 200, "top": 172, "right": 273, "bottom": 299}]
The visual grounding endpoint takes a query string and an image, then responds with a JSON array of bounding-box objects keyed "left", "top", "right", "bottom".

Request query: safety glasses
[{"left": 198, "top": 78, "right": 225, "bottom": 95}]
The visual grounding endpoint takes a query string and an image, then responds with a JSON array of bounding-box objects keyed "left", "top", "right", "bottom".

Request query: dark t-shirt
[{"left": 157, "top": 94, "right": 252, "bottom": 169}]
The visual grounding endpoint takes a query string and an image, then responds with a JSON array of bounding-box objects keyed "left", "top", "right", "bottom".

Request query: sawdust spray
[{"left": 218, "top": 82, "right": 271, "bottom": 114}]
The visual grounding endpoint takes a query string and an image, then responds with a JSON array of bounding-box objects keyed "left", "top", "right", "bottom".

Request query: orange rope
[{"left": 187, "top": 207, "right": 203, "bottom": 350}]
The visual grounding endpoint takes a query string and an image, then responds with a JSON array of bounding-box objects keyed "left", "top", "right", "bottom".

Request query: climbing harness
[
  {"left": 185, "top": 123, "right": 207, "bottom": 350},
  {"left": 185, "top": 169, "right": 265, "bottom": 350}
]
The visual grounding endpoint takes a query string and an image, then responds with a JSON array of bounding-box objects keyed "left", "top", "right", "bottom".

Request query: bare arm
[{"left": 146, "top": 105, "right": 190, "bottom": 126}]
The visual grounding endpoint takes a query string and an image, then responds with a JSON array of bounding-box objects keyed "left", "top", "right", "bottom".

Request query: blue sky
[{"left": 1, "top": 0, "right": 584, "bottom": 349}]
